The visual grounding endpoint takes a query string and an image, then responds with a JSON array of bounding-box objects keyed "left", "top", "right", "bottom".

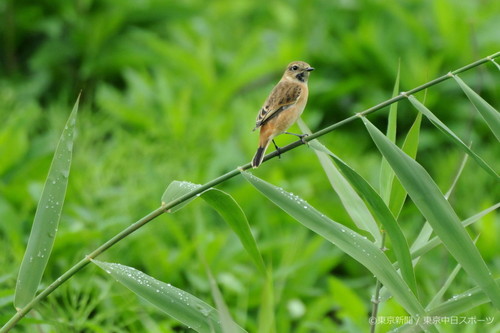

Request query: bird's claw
[{"left": 299, "top": 133, "right": 309, "bottom": 145}]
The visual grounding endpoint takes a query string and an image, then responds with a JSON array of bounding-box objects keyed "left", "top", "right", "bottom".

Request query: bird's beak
[{"left": 306, "top": 67, "right": 315, "bottom": 71}]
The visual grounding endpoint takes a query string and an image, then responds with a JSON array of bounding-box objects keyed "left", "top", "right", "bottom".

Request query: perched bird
[{"left": 251, "top": 61, "right": 314, "bottom": 168}]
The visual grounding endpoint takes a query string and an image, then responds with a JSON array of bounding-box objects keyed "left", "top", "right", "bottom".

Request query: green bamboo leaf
[
  {"left": 298, "top": 119, "right": 382, "bottom": 245},
  {"left": 380, "top": 61, "right": 400, "bottom": 203},
  {"left": 407, "top": 95, "right": 498, "bottom": 178},
  {"left": 397, "top": 279, "right": 499, "bottom": 332},
  {"left": 410, "top": 203, "right": 500, "bottom": 261},
  {"left": 14, "top": 96, "right": 79, "bottom": 309},
  {"left": 410, "top": 152, "right": 468, "bottom": 256},
  {"left": 161, "top": 181, "right": 265, "bottom": 273},
  {"left": 241, "top": 171, "right": 426, "bottom": 318},
  {"left": 444, "top": 153, "right": 469, "bottom": 200},
  {"left": 93, "top": 260, "right": 246, "bottom": 333},
  {"left": 200, "top": 189, "right": 266, "bottom": 274},
  {"left": 389, "top": 113, "right": 422, "bottom": 218},
  {"left": 161, "top": 181, "right": 203, "bottom": 213},
  {"left": 425, "top": 280, "right": 499, "bottom": 316},
  {"left": 363, "top": 117, "right": 500, "bottom": 309},
  {"left": 382, "top": 202, "right": 495, "bottom": 303},
  {"left": 453, "top": 75, "right": 500, "bottom": 141},
  {"left": 308, "top": 140, "right": 417, "bottom": 296}
]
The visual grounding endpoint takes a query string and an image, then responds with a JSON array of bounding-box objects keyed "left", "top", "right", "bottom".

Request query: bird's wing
[{"left": 253, "top": 81, "right": 302, "bottom": 130}]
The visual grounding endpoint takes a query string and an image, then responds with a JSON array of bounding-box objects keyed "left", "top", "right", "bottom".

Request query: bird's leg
[
  {"left": 272, "top": 140, "right": 282, "bottom": 159},
  {"left": 285, "top": 132, "right": 309, "bottom": 144}
]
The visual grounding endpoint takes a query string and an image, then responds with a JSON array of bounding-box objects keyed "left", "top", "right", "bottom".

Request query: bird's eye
[{"left": 291, "top": 65, "right": 299, "bottom": 71}]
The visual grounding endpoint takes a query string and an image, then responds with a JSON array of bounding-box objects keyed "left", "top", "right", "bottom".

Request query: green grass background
[{"left": 1, "top": 0, "right": 499, "bottom": 332}]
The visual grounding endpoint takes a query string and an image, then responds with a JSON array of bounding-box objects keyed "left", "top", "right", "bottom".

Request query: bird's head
[{"left": 283, "top": 61, "right": 314, "bottom": 83}]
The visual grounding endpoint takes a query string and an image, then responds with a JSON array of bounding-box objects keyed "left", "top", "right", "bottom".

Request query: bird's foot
[{"left": 285, "top": 132, "right": 309, "bottom": 145}]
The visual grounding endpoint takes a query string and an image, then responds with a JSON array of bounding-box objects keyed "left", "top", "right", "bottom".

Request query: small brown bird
[{"left": 251, "top": 61, "right": 314, "bottom": 168}]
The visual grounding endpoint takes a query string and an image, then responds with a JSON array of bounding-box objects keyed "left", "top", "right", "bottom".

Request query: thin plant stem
[
  {"left": 370, "top": 231, "right": 387, "bottom": 333},
  {"left": 1, "top": 52, "right": 498, "bottom": 333}
]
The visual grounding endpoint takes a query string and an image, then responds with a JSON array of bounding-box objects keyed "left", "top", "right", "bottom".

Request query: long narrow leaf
[
  {"left": 380, "top": 61, "right": 400, "bottom": 203},
  {"left": 383, "top": 203, "right": 498, "bottom": 303},
  {"left": 201, "top": 189, "right": 266, "bottom": 274},
  {"left": 444, "top": 152, "right": 468, "bottom": 200},
  {"left": 93, "top": 260, "right": 246, "bottom": 333},
  {"left": 410, "top": 151, "right": 468, "bottom": 255},
  {"left": 298, "top": 119, "right": 382, "bottom": 244},
  {"left": 425, "top": 279, "right": 499, "bottom": 317},
  {"left": 410, "top": 203, "right": 500, "bottom": 261},
  {"left": 14, "top": 97, "right": 79, "bottom": 309},
  {"left": 407, "top": 95, "right": 498, "bottom": 178},
  {"left": 161, "top": 181, "right": 203, "bottom": 213},
  {"left": 389, "top": 113, "right": 422, "bottom": 218},
  {"left": 453, "top": 75, "right": 500, "bottom": 141},
  {"left": 396, "top": 278, "right": 499, "bottom": 333},
  {"left": 241, "top": 171, "right": 426, "bottom": 319},
  {"left": 308, "top": 140, "right": 417, "bottom": 296},
  {"left": 161, "top": 182, "right": 265, "bottom": 273},
  {"left": 363, "top": 117, "right": 500, "bottom": 309}
]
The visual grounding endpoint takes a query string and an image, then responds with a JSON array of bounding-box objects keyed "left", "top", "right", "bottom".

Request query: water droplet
[{"left": 197, "top": 305, "right": 211, "bottom": 316}]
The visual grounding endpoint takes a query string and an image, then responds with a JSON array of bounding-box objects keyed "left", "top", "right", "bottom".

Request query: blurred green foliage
[{"left": 1, "top": 0, "right": 498, "bottom": 331}]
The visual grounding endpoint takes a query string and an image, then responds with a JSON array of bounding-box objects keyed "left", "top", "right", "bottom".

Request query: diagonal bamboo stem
[{"left": 1, "top": 51, "right": 498, "bottom": 333}]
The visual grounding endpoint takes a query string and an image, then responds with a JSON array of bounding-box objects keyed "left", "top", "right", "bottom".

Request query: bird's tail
[{"left": 251, "top": 141, "right": 270, "bottom": 168}]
